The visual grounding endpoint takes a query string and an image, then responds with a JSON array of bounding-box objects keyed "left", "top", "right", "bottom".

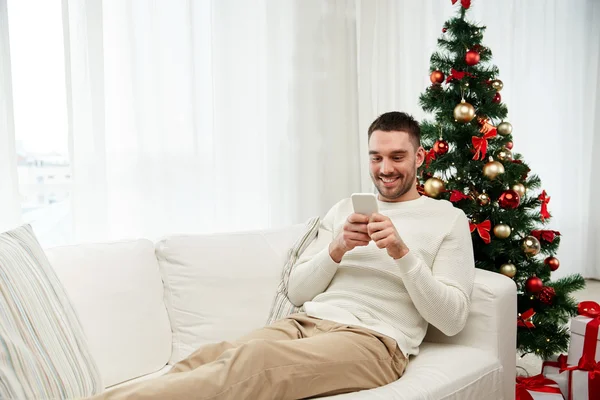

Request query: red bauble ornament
[
  {"left": 465, "top": 50, "right": 480, "bottom": 66},
  {"left": 544, "top": 256, "right": 560, "bottom": 271},
  {"left": 442, "top": 27, "right": 448, "bottom": 33},
  {"left": 525, "top": 276, "right": 543, "bottom": 294},
  {"left": 433, "top": 139, "right": 449, "bottom": 155},
  {"left": 498, "top": 190, "right": 520, "bottom": 209},
  {"left": 506, "top": 141, "right": 513, "bottom": 150},
  {"left": 430, "top": 70, "right": 445, "bottom": 84},
  {"left": 538, "top": 286, "right": 556, "bottom": 305},
  {"left": 492, "top": 92, "right": 502, "bottom": 103}
]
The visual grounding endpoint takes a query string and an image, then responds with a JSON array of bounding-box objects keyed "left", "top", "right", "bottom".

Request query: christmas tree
[{"left": 417, "top": 0, "right": 585, "bottom": 360}]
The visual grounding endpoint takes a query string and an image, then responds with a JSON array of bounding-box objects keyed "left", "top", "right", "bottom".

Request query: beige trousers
[{"left": 92, "top": 313, "right": 408, "bottom": 400}]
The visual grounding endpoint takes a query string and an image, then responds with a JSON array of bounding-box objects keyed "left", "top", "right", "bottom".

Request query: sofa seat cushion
[{"left": 323, "top": 343, "right": 503, "bottom": 400}]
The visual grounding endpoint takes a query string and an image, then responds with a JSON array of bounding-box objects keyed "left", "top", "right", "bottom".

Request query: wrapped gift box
[
  {"left": 516, "top": 374, "right": 564, "bottom": 400},
  {"left": 567, "top": 302, "right": 600, "bottom": 366},
  {"left": 541, "top": 355, "right": 570, "bottom": 398},
  {"left": 569, "top": 367, "right": 600, "bottom": 400}
]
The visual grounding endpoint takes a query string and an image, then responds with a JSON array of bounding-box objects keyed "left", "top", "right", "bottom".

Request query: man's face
[{"left": 368, "top": 130, "right": 425, "bottom": 202}]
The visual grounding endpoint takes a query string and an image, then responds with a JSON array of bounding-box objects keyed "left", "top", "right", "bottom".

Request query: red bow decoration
[
  {"left": 515, "top": 374, "right": 562, "bottom": 400},
  {"left": 531, "top": 230, "right": 561, "bottom": 243},
  {"left": 445, "top": 68, "right": 474, "bottom": 83},
  {"left": 517, "top": 308, "right": 536, "bottom": 329},
  {"left": 538, "top": 190, "right": 551, "bottom": 221},
  {"left": 469, "top": 219, "right": 491, "bottom": 244},
  {"left": 450, "top": 190, "right": 470, "bottom": 203},
  {"left": 471, "top": 129, "right": 497, "bottom": 161},
  {"left": 451, "top": 0, "right": 471, "bottom": 9},
  {"left": 425, "top": 148, "right": 437, "bottom": 167}
]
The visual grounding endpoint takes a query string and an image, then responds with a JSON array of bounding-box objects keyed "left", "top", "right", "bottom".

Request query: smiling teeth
[{"left": 381, "top": 177, "right": 397, "bottom": 183}]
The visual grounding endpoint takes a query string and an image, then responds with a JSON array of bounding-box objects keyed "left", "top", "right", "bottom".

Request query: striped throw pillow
[
  {"left": 266, "top": 217, "right": 320, "bottom": 325},
  {"left": 0, "top": 225, "right": 103, "bottom": 399}
]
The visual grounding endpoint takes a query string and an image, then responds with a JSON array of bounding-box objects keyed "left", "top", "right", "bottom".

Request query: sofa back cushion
[
  {"left": 156, "top": 223, "right": 307, "bottom": 364},
  {"left": 45, "top": 239, "right": 172, "bottom": 388}
]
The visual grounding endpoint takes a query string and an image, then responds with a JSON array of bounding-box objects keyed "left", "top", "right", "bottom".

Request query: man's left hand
[{"left": 367, "top": 213, "right": 409, "bottom": 260}]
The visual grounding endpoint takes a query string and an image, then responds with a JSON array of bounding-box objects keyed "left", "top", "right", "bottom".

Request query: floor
[{"left": 516, "top": 279, "right": 600, "bottom": 376}]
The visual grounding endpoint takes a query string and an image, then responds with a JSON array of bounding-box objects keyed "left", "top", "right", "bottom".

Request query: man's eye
[
  {"left": 371, "top": 157, "right": 381, "bottom": 162},
  {"left": 393, "top": 157, "right": 403, "bottom": 161}
]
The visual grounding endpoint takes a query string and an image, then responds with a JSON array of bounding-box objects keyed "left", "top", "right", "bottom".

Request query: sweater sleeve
[
  {"left": 287, "top": 203, "right": 342, "bottom": 307},
  {"left": 394, "top": 211, "right": 475, "bottom": 336}
]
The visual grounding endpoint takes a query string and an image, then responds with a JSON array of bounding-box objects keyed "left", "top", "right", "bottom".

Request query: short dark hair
[{"left": 367, "top": 111, "right": 421, "bottom": 149}]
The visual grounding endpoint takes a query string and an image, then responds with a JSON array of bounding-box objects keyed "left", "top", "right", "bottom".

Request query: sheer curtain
[
  {"left": 61, "top": 0, "right": 361, "bottom": 243},
  {"left": 356, "top": 0, "right": 600, "bottom": 279},
  {"left": 2, "top": 0, "right": 599, "bottom": 278}
]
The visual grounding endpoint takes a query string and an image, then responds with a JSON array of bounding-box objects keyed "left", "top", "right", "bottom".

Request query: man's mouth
[{"left": 380, "top": 176, "right": 400, "bottom": 187}]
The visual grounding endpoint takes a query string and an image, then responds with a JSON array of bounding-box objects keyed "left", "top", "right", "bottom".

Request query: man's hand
[
  {"left": 367, "top": 213, "right": 409, "bottom": 259},
  {"left": 329, "top": 213, "right": 371, "bottom": 263}
]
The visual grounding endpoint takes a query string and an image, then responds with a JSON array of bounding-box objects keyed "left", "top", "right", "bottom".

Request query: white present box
[
  {"left": 516, "top": 374, "right": 564, "bottom": 400},
  {"left": 541, "top": 355, "right": 569, "bottom": 398},
  {"left": 567, "top": 315, "right": 600, "bottom": 366},
  {"left": 569, "top": 368, "right": 600, "bottom": 400}
]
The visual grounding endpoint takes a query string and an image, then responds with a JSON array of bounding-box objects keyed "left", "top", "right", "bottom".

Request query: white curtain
[
  {"left": 60, "top": 0, "right": 361, "bottom": 243},
  {"left": 2, "top": 0, "right": 599, "bottom": 278}
]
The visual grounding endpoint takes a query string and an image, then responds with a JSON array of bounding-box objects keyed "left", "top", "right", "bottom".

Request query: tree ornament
[
  {"left": 505, "top": 141, "right": 513, "bottom": 150},
  {"left": 512, "top": 183, "right": 526, "bottom": 198},
  {"left": 538, "top": 286, "right": 556, "bottom": 305},
  {"left": 525, "top": 276, "right": 543, "bottom": 293},
  {"left": 442, "top": 27, "right": 448, "bottom": 33},
  {"left": 483, "top": 160, "right": 505, "bottom": 180},
  {"left": 477, "top": 192, "right": 491, "bottom": 206},
  {"left": 430, "top": 70, "right": 445, "bottom": 84},
  {"left": 539, "top": 190, "right": 552, "bottom": 221},
  {"left": 544, "top": 256, "right": 560, "bottom": 271},
  {"left": 493, "top": 223, "right": 512, "bottom": 239},
  {"left": 453, "top": 100, "right": 475, "bottom": 123},
  {"left": 496, "top": 147, "right": 513, "bottom": 161},
  {"left": 492, "top": 92, "right": 502, "bottom": 103},
  {"left": 497, "top": 121, "right": 513, "bottom": 136},
  {"left": 433, "top": 139, "right": 449, "bottom": 155},
  {"left": 522, "top": 236, "right": 541, "bottom": 256},
  {"left": 465, "top": 49, "right": 480, "bottom": 66},
  {"left": 498, "top": 190, "right": 520, "bottom": 209},
  {"left": 424, "top": 177, "right": 445, "bottom": 198},
  {"left": 491, "top": 79, "right": 504, "bottom": 91},
  {"left": 517, "top": 308, "right": 536, "bottom": 328},
  {"left": 469, "top": 220, "right": 492, "bottom": 244},
  {"left": 499, "top": 262, "right": 516, "bottom": 278}
]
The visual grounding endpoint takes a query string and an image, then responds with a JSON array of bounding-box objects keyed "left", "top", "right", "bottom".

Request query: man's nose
[{"left": 380, "top": 159, "right": 394, "bottom": 175}]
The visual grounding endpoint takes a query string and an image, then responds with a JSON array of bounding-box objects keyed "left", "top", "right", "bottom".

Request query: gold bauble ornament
[
  {"left": 424, "top": 177, "right": 445, "bottom": 198},
  {"left": 499, "top": 263, "right": 517, "bottom": 278},
  {"left": 483, "top": 160, "right": 505, "bottom": 180},
  {"left": 522, "top": 235, "right": 541, "bottom": 256},
  {"left": 477, "top": 193, "right": 491, "bottom": 206},
  {"left": 453, "top": 100, "right": 476, "bottom": 123},
  {"left": 491, "top": 79, "right": 504, "bottom": 91},
  {"left": 496, "top": 147, "right": 513, "bottom": 161},
  {"left": 497, "top": 121, "right": 513, "bottom": 136},
  {"left": 493, "top": 223, "right": 512, "bottom": 239},
  {"left": 512, "top": 183, "right": 526, "bottom": 198}
]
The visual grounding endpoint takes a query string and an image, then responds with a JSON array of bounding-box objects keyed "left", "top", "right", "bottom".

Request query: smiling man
[{"left": 91, "top": 112, "right": 475, "bottom": 400}]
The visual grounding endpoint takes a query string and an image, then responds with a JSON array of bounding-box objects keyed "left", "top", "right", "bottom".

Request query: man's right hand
[{"left": 329, "top": 213, "right": 371, "bottom": 263}]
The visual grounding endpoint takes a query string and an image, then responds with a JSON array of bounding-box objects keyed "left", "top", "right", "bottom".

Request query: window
[{"left": 8, "top": 0, "right": 72, "bottom": 247}]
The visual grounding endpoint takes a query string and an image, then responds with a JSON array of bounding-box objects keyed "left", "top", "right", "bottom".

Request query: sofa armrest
[{"left": 423, "top": 268, "right": 517, "bottom": 400}]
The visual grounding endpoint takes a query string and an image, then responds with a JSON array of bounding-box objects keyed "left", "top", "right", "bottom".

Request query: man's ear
[{"left": 415, "top": 146, "right": 426, "bottom": 168}]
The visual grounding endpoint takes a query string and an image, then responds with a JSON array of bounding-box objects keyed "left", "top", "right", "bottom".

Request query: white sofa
[{"left": 44, "top": 222, "right": 517, "bottom": 400}]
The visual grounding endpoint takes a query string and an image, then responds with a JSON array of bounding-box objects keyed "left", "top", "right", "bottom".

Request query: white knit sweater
[{"left": 288, "top": 195, "right": 475, "bottom": 357}]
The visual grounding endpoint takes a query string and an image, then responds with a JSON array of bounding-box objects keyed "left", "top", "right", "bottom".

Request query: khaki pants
[{"left": 92, "top": 313, "right": 408, "bottom": 400}]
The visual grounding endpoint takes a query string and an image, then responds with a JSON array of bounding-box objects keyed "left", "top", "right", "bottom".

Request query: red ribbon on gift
[
  {"left": 472, "top": 129, "right": 497, "bottom": 160},
  {"left": 577, "top": 301, "right": 600, "bottom": 367},
  {"left": 539, "top": 190, "right": 551, "bottom": 221},
  {"left": 451, "top": 0, "right": 471, "bottom": 9},
  {"left": 445, "top": 68, "right": 474, "bottom": 83},
  {"left": 515, "top": 375, "right": 562, "bottom": 400},
  {"left": 450, "top": 190, "right": 470, "bottom": 203},
  {"left": 469, "top": 220, "right": 491, "bottom": 244},
  {"left": 531, "top": 229, "right": 561, "bottom": 243}
]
